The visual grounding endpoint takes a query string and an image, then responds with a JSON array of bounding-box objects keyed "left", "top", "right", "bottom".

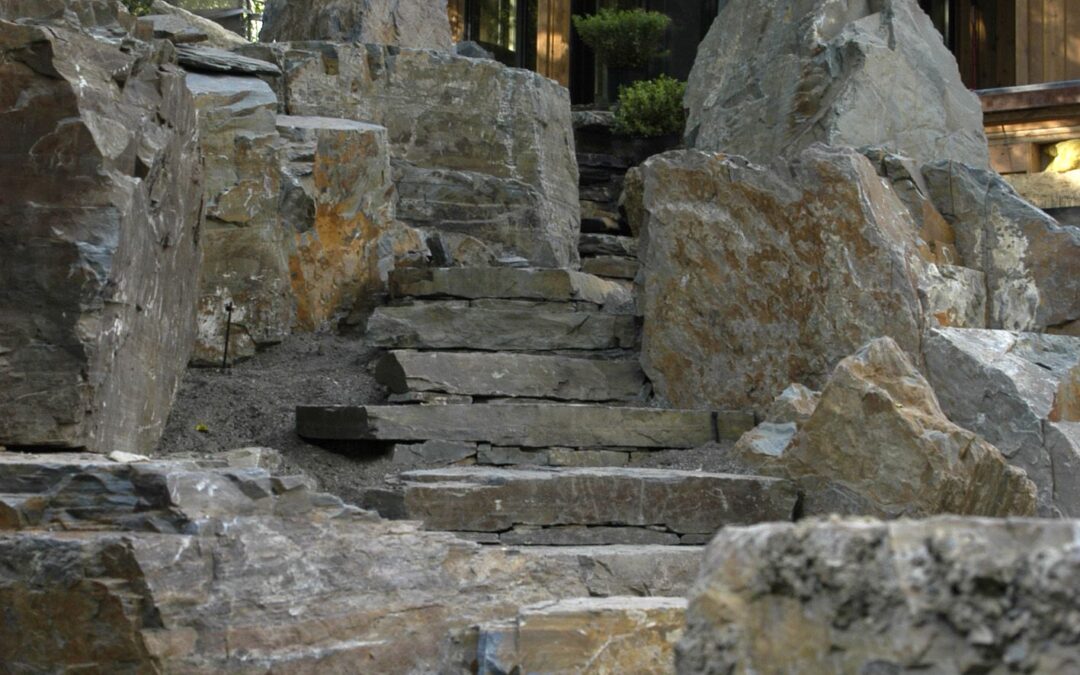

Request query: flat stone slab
[
  {"left": 399, "top": 467, "right": 798, "bottom": 535},
  {"left": 582, "top": 255, "right": 639, "bottom": 280},
  {"left": 477, "top": 597, "right": 686, "bottom": 674},
  {"left": 296, "top": 404, "right": 753, "bottom": 447},
  {"left": 374, "top": 350, "right": 646, "bottom": 402},
  {"left": 366, "top": 304, "right": 637, "bottom": 351},
  {"left": 518, "top": 545, "right": 704, "bottom": 597},
  {"left": 175, "top": 45, "right": 282, "bottom": 77},
  {"left": 579, "top": 233, "right": 639, "bottom": 258},
  {"left": 389, "top": 267, "right": 631, "bottom": 308}
]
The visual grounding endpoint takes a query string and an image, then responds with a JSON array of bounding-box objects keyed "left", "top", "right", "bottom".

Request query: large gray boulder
[
  {"left": 244, "top": 42, "right": 580, "bottom": 267},
  {"left": 638, "top": 146, "right": 958, "bottom": 412},
  {"left": 680, "top": 517, "right": 1080, "bottom": 674},
  {"left": 260, "top": 0, "right": 452, "bottom": 50},
  {"left": 923, "top": 327, "right": 1080, "bottom": 516},
  {"left": 686, "top": 0, "right": 990, "bottom": 169},
  {"left": 0, "top": 22, "right": 202, "bottom": 453}
]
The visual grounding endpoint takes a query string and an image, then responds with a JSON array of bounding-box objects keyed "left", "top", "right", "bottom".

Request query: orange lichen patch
[{"left": 1049, "top": 365, "right": 1080, "bottom": 423}]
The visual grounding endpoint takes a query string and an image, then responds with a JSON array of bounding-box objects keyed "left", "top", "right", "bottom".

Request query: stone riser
[{"left": 296, "top": 404, "right": 754, "bottom": 447}]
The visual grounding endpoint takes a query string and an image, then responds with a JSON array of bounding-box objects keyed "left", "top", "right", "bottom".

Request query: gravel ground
[{"left": 156, "top": 331, "right": 750, "bottom": 507}]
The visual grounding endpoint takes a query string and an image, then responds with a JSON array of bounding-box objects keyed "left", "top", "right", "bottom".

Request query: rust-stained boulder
[
  {"left": 686, "top": 0, "right": 990, "bottom": 169},
  {"left": 638, "top": 147, "right": 934, "bottom": 412},
  {"left": 244, "top": 42, "right": 580, "bottom": 267},
  {"left": 0, "top": 21, "right": 202, "bottom": 453},
  {"left": 260, "top": 0, "right": 452, "bottom": 51},
  {"left": 780, "top": 338, "right": 1037, "bottom": 518},
  {"left": 679, "top": 517, "right": 1080, "bottom": 674}
]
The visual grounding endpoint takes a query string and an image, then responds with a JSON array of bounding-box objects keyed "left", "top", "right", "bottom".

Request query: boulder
[
  {"left": 244, "top": 42, "right": 580, "bottom": 267},
  {"left": 0, "top": 0, "right": 133, "bottom": 32},
  {"left": 679, "top": 517, "right": 1080, "bottom": 674},
  {"left": 185, "top": 73, "right": 293, "bottom": 366},
  {"left": 148, "top": 0, "right": 248, "bottom": 49},
  {"left": 277, "top": 115, "right": 422, "bottom": 329},
  {"left": 0, "top": 22, "right": 202, "bottom": 453},
  {"left": 764, "top": 384, "right": 820, "bottom": 425},
  {"left": 260, "top": 0, "right": 452, "bottom": 51},
  {"left": 638, "top": 147, "right": 943, "bottom": 412},
  {"left": 780, "top": 338, "right": 1037, "bottom": 518},
  {"left": 686, "top": 0, "right": 990, "bottom": 169},
  {"left": 923, "top": 327, "right": 1080, "bottom": 515},
  {"left": 922, "top": 161, "right": 1080, "bottom": 332}
]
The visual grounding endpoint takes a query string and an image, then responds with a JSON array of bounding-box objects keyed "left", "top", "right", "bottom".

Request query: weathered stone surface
[
  {"left": 780, "top": 338, "right": 1037, "bottom": 518},
  {"left": 686, "top": 0, "right": 990, "bottom": 169},
  {"left": 679, "top": 517, "right": 1080, "bottom": 674},
  {"left": 500, "top": 526, "right": 679, "bottom": 546},
  {"left": 923, "top": 161, "right": 1080, "bottom": 332},
  {"left": 260, "top": 0, "right": 452, "bottom": 50},
  {"left": 175, "top": 45, "right": 282, "bottom": 77},
  {"left": 186, "top": 73, "right": 292, "bottom": 366},
  {"left": 148, "top": 0, "right": 248, "bottom": 49},
  {"left": 638, "top": 147, "right": 932, "bottom": 412},
  {"left": 389, "top": 267, "right": 631, "bottom": 309},
  {"left": 375, "top": 350, "right": 646, "bottom": 402},
  {"left": 0, "top": 24, "right": 201, "bottom": 453},
  {"left": 1005, "top": 169, "right": 1080, "bottom": 209},
  {"left": 923, "top": 327, "right": 1080, "bottom": 516},
  {"left": 297, "top": 404, "right": 750, "bottom": 447},
  {"left": 141, "top": 13, "right": 208, "bottom": 43},
  {"left": 546, "top": 448, "right": 630, "bottom": 468},
  {"left": 478, "top": 597, "right": 685, "bottom": 674},
  {"left": 277, "top": 115, "right": 422, "bottom": 329},
  {"left": 0, "top": 0, "right": 133, "bottom": 32},
  {"left": 0, "top": 455, "right": 698, "bottom": 672},
  {"left": 1046, "top": 422, "right": 1080, "bottom": 513},
  {"left": 582, "top": 255, "right": 639, "bottom": 280},
  {"left": 245, "top": 42, "right": 579, "bottom": 267},
  {"left": 764, "top": 384, "right": 820, "bottom": 425},
  {"left": 391, "top": 440, "right": 477, "bottom": 465},
  {"left": 366, "top": 303, "right": 638, "bottom": 351},
  {"left": 401, "top": 467, "right": 797, "bottom": 536}
]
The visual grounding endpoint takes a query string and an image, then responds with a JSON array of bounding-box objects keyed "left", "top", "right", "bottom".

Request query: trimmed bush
[
  {"left": 614, "top": 75, "right": 687, "bottom": 137},
  {"left": 122, "top": 0, "right": 153, "bottom": 16},
  {"left": 572, "top": 8, "right": 671, "bottom": 69}
]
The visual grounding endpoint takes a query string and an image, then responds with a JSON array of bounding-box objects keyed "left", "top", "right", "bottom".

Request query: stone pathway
[{"left": 295, "top": 261, "right": 798, "bottom": 670}]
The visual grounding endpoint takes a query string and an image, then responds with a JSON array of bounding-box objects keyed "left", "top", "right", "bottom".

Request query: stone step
[
  {"left": 296, "top": 403, "right": 753, "bottom": 447},
  {"left": 515, "top": 545, "right": 703, "bottom": 597},
  {"left": 476, "top": 597, "right": 686, "bottom": 675},
  {"left": 374, "top": 350, "right": 647, "bottom": 402},
  {"left": 398, "top": 467, "right": 798, "bottom": 544},
  {"left": 389, "top": 267, "right": 631, "bottom": 309},
  {"left": 366, "top": 303, "right": 638, "bottom": 351},
  {"left": 582, "top": 255, "right": 639, "bottom": 280},
  {"left": 579, "top": 233, "right": 638, "bottom": 258}
]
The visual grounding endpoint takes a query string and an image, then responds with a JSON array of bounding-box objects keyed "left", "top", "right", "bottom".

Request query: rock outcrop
[
  {"left": 679, "top": 517, "right": 1080, "bottom": 674},
  {"left": 244, "top": 42, "right": 580, "bottom": 267},
  {"left": 923, "top": 327, "right": 1080, "bottom": 516},
  {"left": 0, "top": 19, "right": 202, "bottom": 453},
  {"left": 147, "top": 0, "right": 248, "bottom": 48},
  {"left": 686, "top": 0, "right": 990, "bottom": 169},
  {"left": 638, "top": 147, "right": 934, "bottom": 412},
  {"left": 0, "top": 453, "right": 699, "bottom": 672},
  {"left": 260, "top": 0, "right": 453, "bottom": 51}
]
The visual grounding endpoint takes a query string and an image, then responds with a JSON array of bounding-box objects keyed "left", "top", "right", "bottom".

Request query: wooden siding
[
  {"left": 1015, "top": 0, "right": 1080, "bottom": 85},
  {"left": 448, "top": 0, "right": 466, "bottom": 43},
  {"left": 536, "top": 0, "right": 572, "bottom": 87}
]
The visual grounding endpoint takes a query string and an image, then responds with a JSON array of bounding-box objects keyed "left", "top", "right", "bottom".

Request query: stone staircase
[{"left": 294, "top": 262, "right": 797, "bottom": 670}]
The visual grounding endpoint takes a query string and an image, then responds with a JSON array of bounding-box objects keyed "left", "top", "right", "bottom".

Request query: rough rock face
[
  {"left": 778, "top": 338, "right": 1037, "bottom": 518},
  {"left": 923, "top": 328, "right": 1080, "bottom": 516},
  {"left": 246, "top": 42, "right": 580, "bottom": 267},
  {"left": 638, "top": 147, "right": 935, "bottom": 412},
  {"left": 0, "top": 0, "right": 132, "bottom": 31},
  {"left": 0, "top": 21, "right": 202, "bottom": 453},
  {"left": 0, "top": 454, "right": 695, "bottom": 672},
  {"left": 679, "top": 517, "right": 1080, "bottom": 674},
  {"left": 147, "top": 0, "right": 248, "bottom": 49},
  {"left": 686, "top": 0, "right": 990, "bottom": 169},
  {"left": 923, "top": 161, "right": 1080, "bottom": 333},
  {"left": 186, "top": 73, "right": 293, "bottom": 365},
  {"left": 260, "top": 0, "right": 452, "bottom": 51}
]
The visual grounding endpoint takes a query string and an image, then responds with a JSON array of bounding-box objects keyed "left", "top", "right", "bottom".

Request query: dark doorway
[{"left": 466, "top": 0, "right": 538, "bottom": 70}]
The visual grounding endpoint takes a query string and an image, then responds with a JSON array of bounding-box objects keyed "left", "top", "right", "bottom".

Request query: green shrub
[
  {"left": 572, "top": 8, "right": 671, "bottom": 69},
  {"left": 614, "top": 75, "right": 687, "bottom": 137},
  {"left": 122, "top": 0, "right": 153, "bottom": 16}
]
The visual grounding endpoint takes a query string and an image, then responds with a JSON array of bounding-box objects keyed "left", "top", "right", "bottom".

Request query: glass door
[{"left": 468, "top": 0, "right": 538, "bottom": 70}]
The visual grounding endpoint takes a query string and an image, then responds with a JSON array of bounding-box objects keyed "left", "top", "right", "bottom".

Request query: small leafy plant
[
  {"left": 572, "top": 8, "right": 671, "bottom": 69},
  {"left": 122, "top": 0, "right": 153, "bottom": 16},
  {"left": 614, "top": 75, "right": 687, "bottom": 137}
]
